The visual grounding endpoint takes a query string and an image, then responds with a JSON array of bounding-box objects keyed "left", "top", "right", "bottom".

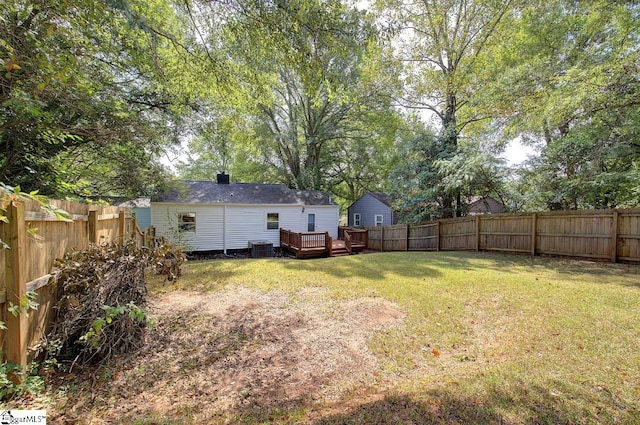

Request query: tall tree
[
  {"left": 377, "top": 0, "right": 515, "bottom": 217},
  {"left": 483, "top": 0, "right": 640, "bottom": 210},
  {"left": 175, "top": 0, "right": 402, "bottom": 205},
  {"left": 0, "top": 0, "right": 201, "bottom": 198},
  {"left": 390, "top": 116, "right": 511, "bottom": 221}
]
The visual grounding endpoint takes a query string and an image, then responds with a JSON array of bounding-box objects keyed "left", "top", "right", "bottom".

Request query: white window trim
[
  {"left": 354, "top": 213, "right": 361, "bottom": 226},
  {"left": 266, "top": 212, "right": 279, "bottom": 230},
  {"left": 375, "top": 214, "right": 383, "bottom": 226},
  {"left": 307, "top": 213, "right": 316, "bottom": 232},
  {"left": 178, "top": 212, "right": 196, "bottom": 232}
]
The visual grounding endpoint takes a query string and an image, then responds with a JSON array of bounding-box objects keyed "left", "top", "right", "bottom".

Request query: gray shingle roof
[
  {"left": 152, "top": 181, "right": 336, "bottom": 206},
  {"left": 116, "top": 197, "right": 151, "bottom": 208},
  {"left": 368, "top": 192, "right": 392, "bottom": 207}
]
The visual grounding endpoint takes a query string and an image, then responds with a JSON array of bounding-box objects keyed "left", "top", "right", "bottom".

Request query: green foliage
[
  {"left": 176, "top": 0, "right": 403, "bottom": 206},
  {"left": 80, "top": 303, "right": 153, "bottom": 349},
  {"left": 7, "top": 291, "right": 39, "bottom": 318},
  {"left": 389, "top": 118, "right": 513, "bottom": 221},
  {"left": 390, "top": 128, "right": 450, "bottom": 221},
  {"left": 0, "top": 286, "right": 43, "bottom": 401},
  {"left": 0, "top": 0, "right": 195, "bottom": 198},
  {"left": 2, "top": 0, "right": 637, "bottom": 214},
  {"left": 0, "top": 360, "right": 44, "bottom": 401},
  {"left": 375, "top": 0, "right": 516, "bottom": 217},
  {"left": 516, "top": 136, "right": 640, "bottom": 211},
  {"left": 481, "top": 0, "right": 640, "bottom": 210}
]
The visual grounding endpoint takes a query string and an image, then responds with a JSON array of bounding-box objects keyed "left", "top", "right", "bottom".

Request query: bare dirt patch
[{"left": 33, "top": 286, "right": 406, "bottom": 424}]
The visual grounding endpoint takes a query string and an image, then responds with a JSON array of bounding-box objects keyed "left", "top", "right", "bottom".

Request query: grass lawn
[
  {"left": 146, "top": 251, "right": 640, "bottom": 424},
  {"left": 8, "top": 251, "right": 640, "bottom": 424}
]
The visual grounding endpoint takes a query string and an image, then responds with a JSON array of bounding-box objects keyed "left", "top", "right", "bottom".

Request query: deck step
[{"left": 331, "top": 248, "right": 350, "bottom": 257}]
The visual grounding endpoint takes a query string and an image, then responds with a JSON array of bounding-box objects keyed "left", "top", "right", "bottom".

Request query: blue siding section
[
  {"left": 133, "top": 207, "right": 151, "bottom": 228},
  {"left": 347, "top": 193, "right": 395, "bottom": 227}
]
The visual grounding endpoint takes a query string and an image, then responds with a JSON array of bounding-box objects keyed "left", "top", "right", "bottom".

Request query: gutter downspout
[{"left": 223, "top": 205, "right": 227, "bottom": 254}]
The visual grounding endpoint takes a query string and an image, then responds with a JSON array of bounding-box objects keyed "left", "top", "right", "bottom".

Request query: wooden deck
[
  {"left": 331, "top": 239, "right": 349, "bottom": 256},
  {"left": 280, "top": 228, "right": 368, "bottom": 258},
  {"left": 280, "top": 229, "right": 330, "bottom": 258}
]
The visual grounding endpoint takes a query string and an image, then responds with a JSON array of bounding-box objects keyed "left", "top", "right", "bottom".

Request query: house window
[
  {"left": 267, "top": 213, "right": 279, "bottom": 230},
  {"left": 375, "top": 214, "right": 383, "bottom": 226},
  {"left": 354, "top": 213, "right": 361, "bottom": 226},
  {"left": 307, "top": 214, "right": 316, "bottom": 232},
  {"left": 178, "top": 213, "right": 196, "bottom": 232}
]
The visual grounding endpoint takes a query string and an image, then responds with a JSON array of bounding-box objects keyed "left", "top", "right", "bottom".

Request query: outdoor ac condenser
[{"left": 248, "top": 240, "right": 273, "bottom": 258}]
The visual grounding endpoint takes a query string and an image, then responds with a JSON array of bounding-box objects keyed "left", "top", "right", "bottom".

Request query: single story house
[
  {"left": 151, "top": 175, "right": 339, "bottom": 252},
  {"left": 347, "top": 192, "right": 398, "bottom": 227}
]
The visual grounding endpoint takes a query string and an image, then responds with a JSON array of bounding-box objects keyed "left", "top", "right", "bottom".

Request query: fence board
[
  {"left": 439, "top": 218, "right": 476, "bottom": 251},
  {"left": 0, "top": 199, "right": 148, "bottom": 369},
  {"left": 408, "top": 223, "right": 438, "bottom": 251},
  {"left": 479, "top": 215, "right": 532, "bottom": 253},
  {"left": 618, "top": 210, "right": 640, "bottom": 262},
  {"left": 536, "top": 211, "right": 613, "bottom": 260},
  {"left": 5, "top": 203, "right": 28, "bottom": 376},
  {"left": 367, "top": 227, "right": 383, "bottom": 251},
  {"left": 379, "top": 224, "right": 408, "bottom": 252},
  {"left": 366, "top": 208, "right": 640, "bottom": 263}
]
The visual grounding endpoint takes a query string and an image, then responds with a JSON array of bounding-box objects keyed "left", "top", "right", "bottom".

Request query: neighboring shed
[
  {"left": 151, "top": 175, "right": 339, "bottom": 252},
  {"left": 347, "top": 192, "right": 398, "bottom": 227},
  {"left": 467, "top": 196, "right": 506, "bottom": 215}
]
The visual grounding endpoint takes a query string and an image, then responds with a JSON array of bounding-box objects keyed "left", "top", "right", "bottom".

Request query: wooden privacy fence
[
  {"left": 366, "top": 209, "right": 640, "bottom": 263},
  {"left": 0, "top": 199, "right": 154, "bottom": 375}
]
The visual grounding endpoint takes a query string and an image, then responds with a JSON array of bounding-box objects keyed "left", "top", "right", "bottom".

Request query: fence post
[
  {"left": 475, "top": 216, "right": 480, "bottom": 251},
  {"left": 531, "top": 213, "right": 537, "bottom": 256},
  {"left": 380, "top": 226, "right": 384, "bottom": 252},
  {"left": 118, "top": 211, "right": 126, "bottom": 246},
  {"left": 88, "top": 210, "right": 98, "bottom": 244},
  {"left": 436, "top": 220, "right": 440, "bottom": 251},
  {"left": 405, "top": 224, "right": 410, "bottom": 251},
  {"left": 146, "top": 227, "right": 151, "bottom": 249},
  {"left": 611, "top": 210, "right": 618, "bottom": 263},
  {"left": 4, "top": 202, "right": 28, "bottom": 382}
]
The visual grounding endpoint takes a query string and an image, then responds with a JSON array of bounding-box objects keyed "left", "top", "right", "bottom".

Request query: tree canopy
[
  {"left": 1, "top": 0, "right": 205, "bottom": 198},
  {"left": 375, "top": 0, "right": 516, "bottom": 217},
  {"left": 174, "top": 0, "right": 403, "bottom": 207},
  {"left": 1, "top": 0, "right": 637, "bottom": 213},
  {"left": 486, "top": 0, "right": 640, "bottom": 210}
]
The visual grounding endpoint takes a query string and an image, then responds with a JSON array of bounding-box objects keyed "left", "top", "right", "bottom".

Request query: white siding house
[{"left": 151, "top": 178, "right": 339, "bottom": 252}]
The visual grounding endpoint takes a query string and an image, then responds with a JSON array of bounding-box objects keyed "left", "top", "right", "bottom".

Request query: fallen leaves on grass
[{"left": 24, "top": 286, "right": 407, "bottom": 423}]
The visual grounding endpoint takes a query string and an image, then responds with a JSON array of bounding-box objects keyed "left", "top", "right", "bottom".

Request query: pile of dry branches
[{"left": 47, "top": 241, "right": 182, "bottom": 367}]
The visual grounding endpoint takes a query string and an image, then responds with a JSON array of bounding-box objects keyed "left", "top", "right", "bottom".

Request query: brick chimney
[{"left": 216, "top": 172, "right": 230, "bottom": 184}]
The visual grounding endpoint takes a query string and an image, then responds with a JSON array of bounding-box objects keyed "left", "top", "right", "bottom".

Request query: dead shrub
[{"left": 46, "top": 241, "right": 183, "bottom": 367}]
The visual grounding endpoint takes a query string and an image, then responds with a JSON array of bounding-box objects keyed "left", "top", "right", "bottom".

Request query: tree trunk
[{"left": 441, "top": 82, "right": 460, "bottom": 218}]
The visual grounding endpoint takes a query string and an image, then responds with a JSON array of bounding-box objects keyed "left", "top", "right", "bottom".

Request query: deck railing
[
  {"left": 339, "top": 227, "right": 368, "bottom": 253},
  {"left": 347, "top": 228, "right": 368, "bottom": 247},
  {"left": 280, "top": 229, "right": 331, "bottom": 258},
  {"left": 344, "top": 232, "right": 352, "bottom": 254}
]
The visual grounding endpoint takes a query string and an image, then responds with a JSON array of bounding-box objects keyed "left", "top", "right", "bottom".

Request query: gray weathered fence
[{"left": 366, "top": 209, "right": 640, "bottom": 263}]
